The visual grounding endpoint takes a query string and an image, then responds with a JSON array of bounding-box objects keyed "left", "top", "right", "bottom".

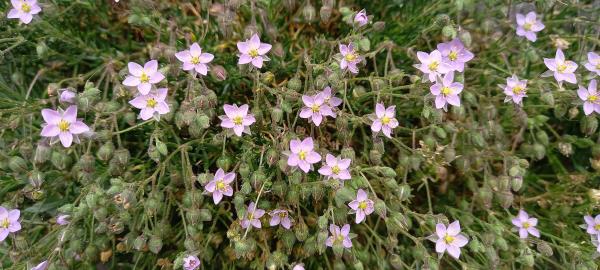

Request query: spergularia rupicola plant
[
  {"left": 7, "top": 0, "right": 41, "bottom": 24},
  {"left": 348, "top": 189, "right": 374, "bottom": 224},
  {"left": 40, "top": 105, "right": 90, "bottom": 147},
  {"left": 269, "top": 209, "right": 292, "bottom": 229},
  {"left": 237, "top": 34, "right": 272, "bottom": 69},
  {"left": 241, "top": 202, "right": 265, "bottom": 229},
  {"left": 339, "top": 43, "right": 361, "bottom": 74},
  {"left": 318, "top": 154, "right": 351, "bottom": 182},
  {"left": 578, "top": 80, "right": 599, "bottom": 115},
  {"left": 512, "top": 209, "right": 540, "bottom": 238},
  {"left": 123, "top": 60, "right": 165, "bottom": 95},
  {"left": 219, "top": 104, "right": 256, "bottom": 136},
  {"left": 370, "top": 103, "right": 399, "bottom": 138},
  {"left": 0, "top": 207, "right": 21, "bottom": 242},
  {"left": 175, "top": 43, "right": 214, "bottom": 76},
  {"left": 128, "top": 88, "right": 170, "bottom": 120},
  {"left": 437, "top": 38, "right": 474, "bottom": 72},
  {"left": 543, "top": 49, "right": 578, "bottom": 84},
  {"left": 430, "top": 72, "right": 463, "bottom": 111},
  {"left": 326, "top": 224, "right": 352, "bottom": 249},
  {"left": 287, "top": 137, "right": 321, "bottom": 173},
  {"left": 428, "top": 221, "right": 469, "bottom": 259},
  {"left": 204, "top": 168, "right": 235, "bottom": 204},
  {"left": 502, "top": 75, "right": 528, "bottom": 105},
  {"left": 515, "top": 12, "right": 545, "bottom": 42},
  {"left": 585, "top": 52, "right": 600, "bottom": 76}
]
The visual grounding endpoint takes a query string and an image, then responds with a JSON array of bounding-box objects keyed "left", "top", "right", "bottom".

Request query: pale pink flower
[
  {"left": 58, "top": 89, "right": 76, "bottom": 104},
  {"left": 40, "top": 105, "right": 90, "bottom": 148},
  {"left": 501, "top": 75, "right": 528, "bottom": 105},
  {"left": 516, "top": 12, "right": 545, "bottom": 42},
  {"left": 320, "top": 86, "right": 343, "bottom": 108},
  {"left": 219, "top": 104, "right": 256, "bottom": 136},
  {"left": 318, "top": 154, "right": 351, "bottom": 181},
  {"left": 183, "top": 255, "right": 201, "bottom": 270},
  {"left": 0, "top": 207, "right": 21, "bottom": 241},
  {"left": 292, "top": 263, "right": 305, "bottom": 270},
  {"left": 543, "top": 49, "right": 578, "bottom": 84},
  {"left": 269, "top": 209, "right": 292, "bottom": 229},
  {"left": 123, "top": 60, "right": 165, "bottom": 95},
  {"left": 30, "top": 260, "right": 49, "bottom": 270},
  {"left": 339, "top": 43, "right": 361, "bottom": 74},
  {"left": 287, "top": 137, "right": 321, "bottom": 173},
  {"left": 348, "top": 189, "right": 374, "bottom": 224},
  {"left": 511, "top": 209, "right": 540, "bottom": 239},
  {"left": 428, "top": 221, "right": 468, "bottom": 259},
  {"left": 128, "top": 88, "right": 170, "bottom": 121},
  {"left": 370, "top": 103, "right": 398, "bottom": 138},
  {"left": 237, "top": 34, "right": 271, "bottom": 69},
  {"left": 578, "top": 80, "right": 600, "bottom": 115},
  {"left": 7, "top": 0, "right": 41, "bottom": 24},
  {"left": 584, "top": 214, "right": 600, "bottom": 235},
  {"left": 437, "top": 39, "right": 474, "bottom": 72},
  {"left": 300, "top": 92, "right": 335, "bottom": 126},
  {"left": 416, "top": 50, "right": 451, "bottom": 82},
  {"left": 325, "top": 224, "right": 352, "bottom": 248},
  {"left": 175, "top": 43, "right": 214, "bottom": 76},
  {"left": 354, "top": 9, "right": 368, "bottom": 27},
  {"left": 240, "top": 202, "right": 265, "bottom": 229},
  {"left": 204, "top": 168, "right": 235, "bottom": 204},
  {"left": 585, "top": 52, "right": 600, "bottom": 76},
  {"left": 56, "top": 214, "right": 70, "bottom": 225},
  {"left": 430, "top": 72, "right": 463, "bottom": 111}
]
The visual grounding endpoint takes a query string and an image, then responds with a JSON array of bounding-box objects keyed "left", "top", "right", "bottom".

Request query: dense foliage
[{"left": 1, "top": 0, "right": 600, "bottom": 269}]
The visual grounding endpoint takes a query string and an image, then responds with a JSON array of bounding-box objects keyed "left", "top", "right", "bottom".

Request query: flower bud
[
  {"left": 374, "top": 199, "right": 387, "bottom": 218},
  {"left": 511, "top": 176, "right": 523, "bottom": 192},
  {"left": 537, "top": 241, "right": 553, "bottom": 257},
  {"left": 434, "top": 14, "right": 450, "bottom": 26},
  {"left": 294, "top": 219, "right": 309, "bottom": 241},
  {"left": 302, "top": 3, "right": 316, "bottom": 22},
  {"left": 270, "top": 107, "right": 283, "bottom": 124},
  {"left": 320, "top": 5, "right": 332, "bottom": 22},
  {"left": 369, "top": 149, "right": 382, "bottom": 165},
  {"left": 287, "top": 76, "right": 302, "bottom": 91},
  {"left": 97, "top": 141, "right": 115, "bottom": 162},
  {"left": 397, "top": 184, "right": 412, "bottom": 201},
  {"left": 210, "top": 65, "right": 227, "bottom": 81},
  {"left": 442, "top": 25, "right": 457, "bottom": 38},
  {"left": 540, "top": 92, "right": 554, "bottom": 106},
  {"left": 148, "top": 235, "right": 163, "bottom": 254},
  {"left": 317, "top": 215, "right": 328, "bottom": 229},
  {"left": 216, "top": 156, "right": 232, "bottom": 171},
  {"left": 51, "top": 151, "right": 72, "bottom": 170},
  {"left": 9, "top": 156, "right": 28, "bottom": 173},
  {"left": 532, "top": 143, "right": 546, "bottom": 160},
  {"left": 34, "top": 142, "right": 52, "bottom": 164}
]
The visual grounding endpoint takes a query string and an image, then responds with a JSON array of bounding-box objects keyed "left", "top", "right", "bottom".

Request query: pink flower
[
  {"left": 237, "top": 34, "right": 271, "bottom": 69},
  {"left": 511, "top": 209, "right": 540, "bottom": 239},
  {"left": 0, "top": 207, "right": 21, "bottom": 241},
  {"left": 128, "top": 88, "right": 170, "bottom": 120},
  {"left": 502, "top": 75, "right": 528, "bottom": 105},
  {"left": 428, "top": 221, "right": 468, "bottom": 259},
  {"left": 370, "top": 103, "right": 398, "bottom": 138},
  {"left": 183, "top": 255, "right": 201, "bottom": 270},
  {"left": 320, "top": 86, "right": 342, "bottom": 108},
  {"left": 318, "top": 154, "right": 351, "bottom": 181},
  {"left": 7, "top": 0, "right": 41, "bottom": 24},
  {"left": 578, "top": 80, "right": 600, "bottom": 115},
  {"left": 58, "top": 89, "right": 76, "bottom": 104},
  {"left": 219, "top": 104, "right": 256, "bottom": 137},
  {"left": 269, "top": 209, "right": 292, "bottom": 229},
  {"left": 300, "top": 92, "right": 335, "bottom": 126},
  {"left": 325, "top": 224, "right": 352, "bottom": 248},
  {"left": 416, "top": 50, "right": 451, "bottom": 82},
  {"left": 544, "top": 49, "right": 578, "bottom": 84},
  {"left": 430, "top": 72, "right": 463, "bottom": 111},
  {"left": 516, "top": 12, "right": 545, "bottom": 42},
  {"left": 241, "top": 202, "right": 265, "bottom": 229},
  {"left": 287, "top": 137, "right": 321, "bottom": 173},
  {"left": 123, "top": 60, "right": 165, "bottom": 95},
  {"left": 339, "top": 43, "right": 361, "bottom": 74},
  {"left": 354, "top": 9, "right": 368, "bottom": 27},
  {"left": 40, "top": 106, "right": 90, "bottom": 148},
  {"left": 56, "top": 214, "right": 70, "bottom": 225},
  {"left": 437, "top": 39, "right": 474, "bottom": 72},
  {"left": 292, "top": 263, "right": 305, "bottom": 270},
  {"left": 348, "top": 189, "right": 374, "bottom": 224},
  {"left": 585, "top": 52, "right": 600, "bottom": 76},
  {"left": 175, "top": 43, "right": 214, "bottom": 76},
  {"left": 584, "top": 215, "right": 600, "bottom": 235},
  {"left": 204, "top": 168, "right": 235, "bottom": 204},
  {"left": 30, "top": 260, "right": 49, "bottom": 270}
]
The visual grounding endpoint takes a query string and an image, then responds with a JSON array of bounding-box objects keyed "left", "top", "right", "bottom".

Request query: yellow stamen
[
  {"left": 381, "top": 116, "right": 391, "bottom": 125},
  {"left": 358, "top": 201, "right": 368, "bottom": 210},
  {"left": 512, "top": 86, "right": 524, "bottom": 95},
  {"left": 596, "top": 63, "right": 600, "bottom": 70},
  {"left": 311, "top": 104, "right": 320, "bottom": 112},
  {"left": 298, "top": 151, "right": 306, "bottom": 160},
  {"left": 191, "top": 56, "right": 200, "bottom": 64},
  {"left": 595, "top": 224, "right": 600, "bottom": 231},
  {"left": 233, "top": 116, "right": 243, "bottom": 125},
  {"left": 442, "top": 86, "right": 452, "bottom": 96},
  {"left": 146, "top": 98, "right": 157, "bottom": 108},
  {"left": 345, "top": 53, "right": 357, "bottom": 62},
  {"left": 557, "top": 64, "right": 568, "bottom": 73},
  {"left": 140, "top": 73, "right": 149, "bottom": 83},
  {"left": 336, "top": 235, "right": 345, "bottom": 242},
  {"left": 21, "top": 3, "right": 31, "bottom": 13},
  {"left": 523, "top": 23, "right": 532, "bottom": 31},
  {"left": 332, "top": 166, "right": 340, "bottom": 174},
  {"left": 522, "top": 222, "right": 530, "bottom": 229},
  {"left": 428, "top": 61, "right": 439, "bottom": 71},
  {"left": 278, "top": 212, "right": 287, "bottom": 218},
  {"left": 449, "top": 51, "right": 458, "bottom": 61},
  {"left": 216, "top": 180, "right": 225, "bottom": 191},
  {"left": 1, "top": 218, "right": 9, "bottom": 228},
  {"left": 249, "top": 49, "right": 259, "bottom": 58},
  {"left": 589, "top": 95, "right": 598, "bottom": 102},
  {"left": 58, "top": 119, "right": 70, "bottom": 132},
  {"left": 444, "top": 234, "right": 454, "bottom": 244}
]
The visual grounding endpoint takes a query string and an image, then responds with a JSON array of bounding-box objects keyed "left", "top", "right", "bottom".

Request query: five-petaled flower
[
  {"left": 585, "top": 52, "right": 600, "bottom": 76},
  {"left": 543, "top": 49, "right": 578, "bottom": 84},
  {"left": 325, "top": 224, "right": 352, "bottom": 249},
  {"left": 437, "top": 39, "right": 474, "bottom": 72},
  {"left": 502, "top": 75, "right": 528, "bottom": 105},
  {"left": 128, "top": 88, "right": 170, "bottom": 121},
  {"left": 300, "top": 92, "right": 335, "bottom": 126},
  {"left": 339, "top": 43, "right": 361, "bottom": 74},
  {"left": 183, "top": 255, "right": 201, "bottom": 270},
  {"left": 204, "top": 168, "right": 235, "bottom": 205},
  {"left": 578, "top": 80, "right": 600, "bottom": 115},
  {"left": 318, "top": 154, "right": 351, "bottom": 182},
  {"left": 354, "top": 9, "right": 368, "bottom": 27},
  {"left": 0, "top": 207, "right": 21, "bottom": 242},
  {"left": 175, "top": 43, "right": 214, "bottom": 76},
  {"left": 416, "top": 50, "right": 451, "bottom": 82},
  {"left": 41, "top": 105, "right": 90, "bottom": 148},
  {"left": 30, "top": 260, "right": 49, "bottom": 270},
  {"left": 56, "top": 214, "right": 70, "bottom": 226},
  {"left": 370, "top": 103, "right": 399, "bottom": 138},
  {"left": 241, "top": 202, "right": 265, "bottom": 229},
  {"left": 269, "top": 209, "right": 292, "bottom": 229},
  {"left": 123, "top": 60, "right": 165, "bottom": 95},
  {"left": 516, "top": 12, "right": 545, "bottom": 42},
  {"left": 320, "top": 86, "right": 343, "bottom": 108},
  {"left": 348, "top": 189, "right": 374, "bottom": 224},
  {"left": 287, "top": 137, "right": 321, "bottom": 173},
  {"left": 428, "top": 221, "right": 469, "bottom": 259},
  {"left": 7, "top": 0, "right": 41, "bottom": 24},
  {"left": 512, "top": 209, "right": 540, "bottom": 239},
  {"left": 430, "top": 72, "right": 463, "bottom": 111},
  {"left": 584, "top": 214, "right": 600, "bottom": 235},
  {"left": 237, "top": 34, "right": 272, "bottom": 69},
  {"left": 219, "top": 104, "right": 256, "bottom": 137}
]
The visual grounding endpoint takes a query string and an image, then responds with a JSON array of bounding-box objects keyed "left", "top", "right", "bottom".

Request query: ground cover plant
[{"left": 1, "top": 0, "right": 600, "bottom": 269}]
